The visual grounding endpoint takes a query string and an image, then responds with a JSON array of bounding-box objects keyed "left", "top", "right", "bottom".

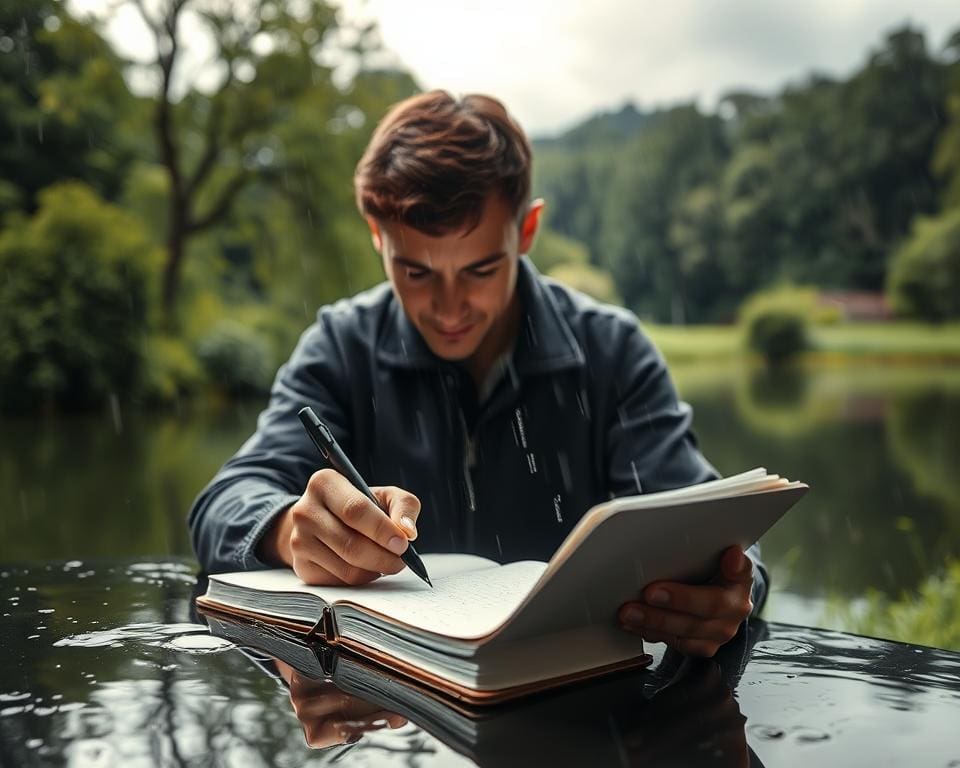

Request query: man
[{"left": 189, "top": 91, "right": 765, "bottom": 658}]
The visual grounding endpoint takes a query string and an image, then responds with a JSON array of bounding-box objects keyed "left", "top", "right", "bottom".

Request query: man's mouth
[{"left": 434, "top": 323, "right": 474, "bottom": 341}]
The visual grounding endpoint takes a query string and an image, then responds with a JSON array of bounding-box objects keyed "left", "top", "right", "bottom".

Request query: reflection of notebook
[
  {"left": 202, "top": 610, "right": 764, "bottom": 768},
  {"left": 201, "top": 609, "right": 647, "bottom": 764},
  {"left": 197, "top": 468, "right": 807, "bottom": 704}
]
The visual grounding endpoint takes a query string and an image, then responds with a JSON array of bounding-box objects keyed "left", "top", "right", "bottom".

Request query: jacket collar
[{"left": 375, "top": 256, "right": 585, "bottom": 376}]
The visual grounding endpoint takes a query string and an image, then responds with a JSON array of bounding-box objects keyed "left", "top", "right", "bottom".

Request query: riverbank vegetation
[{"left": 2, "top": 2, "right": 960, "bottom": 412}]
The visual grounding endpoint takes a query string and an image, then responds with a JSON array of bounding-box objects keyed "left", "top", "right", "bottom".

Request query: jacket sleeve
[
  {"left": 604, "top": 322, "right": 769, "bottom": 614},
  {"left": 188, "top": 314, "right": 353, "bottom": 574}
]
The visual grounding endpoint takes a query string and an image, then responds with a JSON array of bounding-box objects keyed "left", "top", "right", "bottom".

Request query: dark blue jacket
[{"left": 188, "top": 257, "right": 767, "bottom": 609}]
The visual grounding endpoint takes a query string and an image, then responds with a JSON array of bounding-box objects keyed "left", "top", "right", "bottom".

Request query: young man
[{"left": 189, "top": 91, "right": 765, "bottom": 658}]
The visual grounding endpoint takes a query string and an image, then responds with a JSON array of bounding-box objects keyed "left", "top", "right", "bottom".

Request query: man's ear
[
  {"left": 518, "top": 199, "right": 545, "bottom": 255},
  {"left": 366, "top": 216, "right": 383, "bottom": 253}
]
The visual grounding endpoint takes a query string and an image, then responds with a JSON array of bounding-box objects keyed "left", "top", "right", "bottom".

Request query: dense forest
[
  {"left": 1, "top": 0, "right": 959, "bottom": 411},
  {"left": 532, "top": 26, "right": 960, "bottom": 323}
]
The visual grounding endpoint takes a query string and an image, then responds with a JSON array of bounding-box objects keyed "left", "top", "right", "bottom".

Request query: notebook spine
[
  {"left": 314, "top": 643, "right": 338, "bottom": 676},
  {"left": 323, "top": 605, "right": 338, "bottom": 640},
  {"left": 305, "top": 605, "right": 338, "bottom": 643}
]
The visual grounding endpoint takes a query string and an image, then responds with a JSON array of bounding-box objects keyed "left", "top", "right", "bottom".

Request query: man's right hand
[{"left": 258, "top": 469, "right": 420, "bottom": 585}]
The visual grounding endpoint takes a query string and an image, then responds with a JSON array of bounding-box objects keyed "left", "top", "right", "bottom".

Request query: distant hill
[{"left": 532, "top": 102, "right": 656, "bottom": 150}]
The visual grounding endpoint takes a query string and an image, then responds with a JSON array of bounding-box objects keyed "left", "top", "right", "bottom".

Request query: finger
[
  {"left": 308, "top": 505, "right": 406, "bottom": 576},
  {"left": 372, "top": 486, "right": 421, "bottom": 541},
  {"left": 294, "top": 536, "right": 383, "bottom": 586},
  {"left": 720, "top": 547, "right": 754, "bottom": 585},
  {"left": 310, "top": 469, "right": 410, "bottom": 554},
  {"left": 641, "top": 580, "right": 752, "bottom": 621},
  {"left": 620, "top": 602, "right": 733, "bottom": 644}
]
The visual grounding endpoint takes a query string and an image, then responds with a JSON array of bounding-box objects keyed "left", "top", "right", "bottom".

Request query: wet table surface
[{"left": 2, "top": 558, "right": 959, "bottom": 767}]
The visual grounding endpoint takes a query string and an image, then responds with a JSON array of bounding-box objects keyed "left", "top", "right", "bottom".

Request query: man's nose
[{"left": 433, "top": 279, "right": 466, "bottom": 319}]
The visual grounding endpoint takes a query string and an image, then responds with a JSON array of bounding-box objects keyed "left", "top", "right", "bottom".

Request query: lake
[{"left": 2, "top": 362, "right": 958, "bottom": 650}]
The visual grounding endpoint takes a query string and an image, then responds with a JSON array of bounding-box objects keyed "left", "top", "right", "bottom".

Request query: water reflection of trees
[
  {"left": 887, "top": 388, "right": 960, "bottom": 530},
  {"left": 36, "top": 651, "right": 439, "bottom": 768},
  {"left": 687, "top": 366, "right": 960, "bottom": 602}
]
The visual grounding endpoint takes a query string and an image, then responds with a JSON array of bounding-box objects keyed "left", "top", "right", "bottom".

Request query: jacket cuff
[
  {"left": 236, "top": 493, "right": 300, "bottom": 570},
  {"left": 745, "top": 545, "right": 769, "bottom": 616}
]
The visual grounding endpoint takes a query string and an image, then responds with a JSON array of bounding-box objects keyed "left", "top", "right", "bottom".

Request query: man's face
[{"left": 372, "top": 195, "right": 542, "bottom": 371}]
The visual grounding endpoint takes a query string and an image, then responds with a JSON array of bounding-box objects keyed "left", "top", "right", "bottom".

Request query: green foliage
[
  {"left": 887, "top": 209, "right": 960, "bottom": 321},
  {"left": 0, "top": 182, "right": 157, "bottom": 411},
  {"left": 0, "top": 2, "right": 139, "bottom": 221},
  {"left": 600, "top": 105, "right": 730, "bottom": 322},
  {"left": 547, "top": 262, "right": 622, "bottom": 306},
  {"left": 887, "top": 388, "right": 960, "bottom": 532},
  {"left": 532, "top": 25, "right": 949, "bottom": 322},
  {"left": 529, "top": 227, "right": 589, "bottom": 273},
  {"left": 141, "top": 335, "right": 206, "bottom": 404},
  {"left": 827, "top": 559, "right": 960, "bottom": 652},
  {"left": 195, "top": 321, "right": 275, "bottom": 396},
  {"left": 739, "top": 286, "right": 817, "bottom": 365},
  {"left": 932, "top": 34, "right": 960, "bottom": 208}
]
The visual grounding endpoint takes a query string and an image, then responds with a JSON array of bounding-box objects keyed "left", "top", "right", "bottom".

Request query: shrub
[
  {"left": 529, "top": 227, "right": 590, "bottom": 273},
  {"left": 141, "top": 335, "right": 206, "bottom": 404},
  {"left": 0, "top": 182, "right": 158, "bottom": 412},
  {"left": 887, "top": 210, "right": 960, "bottom": 322},
  {"left": 739, "top": 286, "right": 816, "bottom": 365},
  {"left": 548, "top": 262, "right": 623, "bottom": 306},
  {"left": 195, "top": 321, "right": 274, "bottom": 396}
]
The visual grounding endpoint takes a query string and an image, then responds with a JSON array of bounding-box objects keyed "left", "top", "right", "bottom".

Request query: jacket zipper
[
  {"left": 458, "top": 407, "right": 477, "bottom": 513},
  {"left": 457, "top": 406, "right": 477, "bottom": 551}
]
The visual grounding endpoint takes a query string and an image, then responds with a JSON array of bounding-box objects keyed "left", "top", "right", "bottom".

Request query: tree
[
  {"left": 933, "top": 29, "right": 960, "bottom": 208},
  {"left": 887, "top": 209, "right": 960, "bottom": 321},
  {"left": 116, "top": 0, "right": 377, "bottom": 324},
  {"left": 0, "top": 1, "right": 137, "bottom": 221},
  {"left": 600, "top": 106, "right": 729, "bottom": 322},
  {"left": 0, "top": 182, "right": 159, "bottom": 411}
]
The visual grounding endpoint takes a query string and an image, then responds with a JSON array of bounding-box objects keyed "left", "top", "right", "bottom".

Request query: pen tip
[{"left": 425, "top": 577, "right": 433, "bottom": 588}]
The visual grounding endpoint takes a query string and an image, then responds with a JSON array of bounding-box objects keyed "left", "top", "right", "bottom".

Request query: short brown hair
[{"left": 354, "top": 91, "right": 532, "bottom": 235}]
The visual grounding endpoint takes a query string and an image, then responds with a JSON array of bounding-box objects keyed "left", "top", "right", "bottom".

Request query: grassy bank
[{"left": 646, "top": 322, "right": 960, "bottom": 365}]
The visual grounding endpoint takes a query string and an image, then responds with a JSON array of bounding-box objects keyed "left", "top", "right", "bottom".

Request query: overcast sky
[{"left": 71, "top": 0, "right": 960, "bottom": 137}]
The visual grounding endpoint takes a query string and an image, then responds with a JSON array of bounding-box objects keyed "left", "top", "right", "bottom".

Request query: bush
[
  {"left": 739, "top": 286, "right": 816, "bottom": 365},
  {"left": 195, "top": 321, "right": 274, "bottom": 396},
  {"left": 141, "top": 335, "right": 206, "bottom": 404},
  {"left": 547, "top": 262, "right": 623, "bottom": 306},
  {"left": 887, "top": 209, "right": 960, "bottom": 321},
  {"left": 827, "top": 558, "right": 960, "bottom": 652},
  {"left": 0, "top": 182, "right": 158, "bottom": 411},
  {"left": 529, "top": 227, "right": 590, "bottom": 273}
]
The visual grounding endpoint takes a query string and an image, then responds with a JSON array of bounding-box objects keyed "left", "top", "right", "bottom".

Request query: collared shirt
[{"left": 188, "top": 257, "right": 767, "bottom": 609}]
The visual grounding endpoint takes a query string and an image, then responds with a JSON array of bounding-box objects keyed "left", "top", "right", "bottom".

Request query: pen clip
[{"left": 317, "top": 422, "right": 335, "bottom": 461}]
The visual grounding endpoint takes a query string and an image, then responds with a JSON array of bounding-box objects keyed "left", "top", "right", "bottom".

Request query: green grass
[{"left": 645, "top": 322, "right": 960, "bottom": 364}]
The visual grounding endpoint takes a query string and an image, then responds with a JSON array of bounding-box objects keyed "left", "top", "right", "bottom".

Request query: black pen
[{"left": 297, "top": 406, "right": 433, "bottom": 587}]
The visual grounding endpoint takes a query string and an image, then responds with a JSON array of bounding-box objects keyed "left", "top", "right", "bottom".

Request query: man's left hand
[{"left": 618, "top": 546, "right": 754, "bottom": 657}]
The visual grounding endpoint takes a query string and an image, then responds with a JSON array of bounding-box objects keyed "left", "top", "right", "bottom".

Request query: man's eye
[
  {"left": 405, "top": 269, "right": 430, "bottom": 281},
  {"left": 470, "top": 267, "right": 498, "bottom": 278}
]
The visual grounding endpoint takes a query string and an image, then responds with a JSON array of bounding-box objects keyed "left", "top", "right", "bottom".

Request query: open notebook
[{"left": 197, "top": 468, "right": 807, "bottom": 703}]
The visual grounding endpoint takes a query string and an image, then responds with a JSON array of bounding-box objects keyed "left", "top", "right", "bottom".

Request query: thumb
[
  {"left": 372, "top": 486, "right": 421, "bottom": 541},
  {"left": 720, "top": 547, "right": 753, "bottom": 585}
]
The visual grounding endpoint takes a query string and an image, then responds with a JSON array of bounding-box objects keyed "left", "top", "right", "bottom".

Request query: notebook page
[
  {"left": 208, "top": 552, "right": 499, "bottom": 606},
  {"left": 601, "top": 472, "right": 789, "bottom": 515},
  {"left": 332, "top": 560, "right": 547, "bottom": 640}
]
